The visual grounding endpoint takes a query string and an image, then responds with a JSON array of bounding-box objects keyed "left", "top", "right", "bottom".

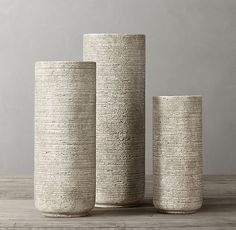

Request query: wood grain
[
  {"left": 0, "top": 175, "right": 235, "bottom": 229},
  {"left": 0, "top": 176, "right": 33, "bottom": 200}
]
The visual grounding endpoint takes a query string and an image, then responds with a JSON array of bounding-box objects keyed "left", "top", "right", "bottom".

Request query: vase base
[
  {"left": 42, "top": 212, "right": 89, "bottom": 218},
  {"left": 95, "top": 201, "right": 141, "bottom": 208},
  {"left": 156, "top": 208, "right": 199, "bottom": 214}
]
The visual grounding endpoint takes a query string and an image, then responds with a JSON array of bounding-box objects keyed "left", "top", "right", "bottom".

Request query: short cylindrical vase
[
  {"left": 83, "top": 34, "right": 145, "bottom": 207},
  {"left": 153, "top": 96, "right": 203, "bottom": 214},
  {"left": 34, "top": 61, "right": 96, "bottom": 217}
]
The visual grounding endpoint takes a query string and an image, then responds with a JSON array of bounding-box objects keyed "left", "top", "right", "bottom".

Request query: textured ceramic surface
[
  {"left": 34, "top": 61, "right": 96, "bottom": 217},
  {"left": 83, "top": 34, "right": 145, "bottom": 207},
  {"left": 153, "top": 96, "right": 203, "bottom": 213}
]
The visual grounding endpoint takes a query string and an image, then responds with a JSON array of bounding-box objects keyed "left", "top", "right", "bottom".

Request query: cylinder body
[
  {"left": 83, "top": 34, "right": 145, "bottom": 207},
  {"left": 153, "top": 96, "right": 203, "bottom": 213},
  {"left": 34, "top": 61, "right": 96, "bottom": 217}
]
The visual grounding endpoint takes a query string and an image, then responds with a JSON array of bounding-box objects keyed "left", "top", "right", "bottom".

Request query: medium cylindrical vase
[
  {"left": 153, "top": 96, "right": 203, "bottom": 213},
  {"left": 83, "top": 34, "right": 145, "bottom": 207},
  {"left": 34, "top": 61, "right": 96, "bottom": 217}
]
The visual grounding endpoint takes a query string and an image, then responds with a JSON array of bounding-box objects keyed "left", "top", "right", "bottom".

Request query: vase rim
[
  {"left": 35, "top": 61, "right": 95, "bottom": 64},
  {"left": 153, "top": 95, "right": 202, "bottom": 98},
  {"left": 35, "top": 61, "right": 96, "bottom": 68},
  {"left": 84, "top": 33, "right": 145, "bottom": 37}
]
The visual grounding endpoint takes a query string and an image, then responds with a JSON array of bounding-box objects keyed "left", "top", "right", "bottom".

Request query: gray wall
[{"left": 0, "top": 0, "right": 235, "bottom": 175}]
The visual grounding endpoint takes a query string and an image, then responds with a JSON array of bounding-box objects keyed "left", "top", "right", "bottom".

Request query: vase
[
  {"left": 153, "top": 96, "right": 203, "bottom": 213},
  {"left": 34, "top": 61, "right": 96, "bottom": 217},
  {"left": 83, "top": 34, "right": 145, "bottom": 207}
]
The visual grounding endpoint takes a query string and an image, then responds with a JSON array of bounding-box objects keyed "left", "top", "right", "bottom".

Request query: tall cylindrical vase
[
  {"left": 153, "top": 96, "right": 203, "bottom": 213},
  {"left": 34, "top": 61, "right": 96, "bottom": 217},
  {"left": 83, "top": 34, "right": 145, "bottom": 207}
]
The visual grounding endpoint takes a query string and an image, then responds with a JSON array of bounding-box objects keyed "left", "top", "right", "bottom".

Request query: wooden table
[{"left": 0, "top": 175, "right": 235, "bottom": 229}]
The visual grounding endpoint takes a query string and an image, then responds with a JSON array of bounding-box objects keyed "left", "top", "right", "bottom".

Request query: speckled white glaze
[
  {"left": 83, "top": 34, "right": 145, "bottom": 207},
  {"left": 34, "top": 61, "right": 96, "bottom": 217},
  {"left": 153, "top": 96, "right": 203, "bottom": 213}
]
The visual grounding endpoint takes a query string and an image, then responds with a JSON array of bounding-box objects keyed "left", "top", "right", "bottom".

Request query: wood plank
[
  {"left": 0, "top": 199, "right": 235, "bottom": 229},
  {"left": 1, "top": 175, "right": 236, "bottom": 200},
  {"left": 204, "top": 175, "right": 236, "bottom": 198},
  {"left": 0, "top": 176, "right": 235, "bottom": 229},
  {"left": 0, "top": 177, "right": 33, "bottom": 200}
]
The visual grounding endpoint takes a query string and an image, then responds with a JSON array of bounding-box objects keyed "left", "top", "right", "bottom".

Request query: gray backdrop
[{"left": 0, "top": 0, "right": 235, "bottom": 175}]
